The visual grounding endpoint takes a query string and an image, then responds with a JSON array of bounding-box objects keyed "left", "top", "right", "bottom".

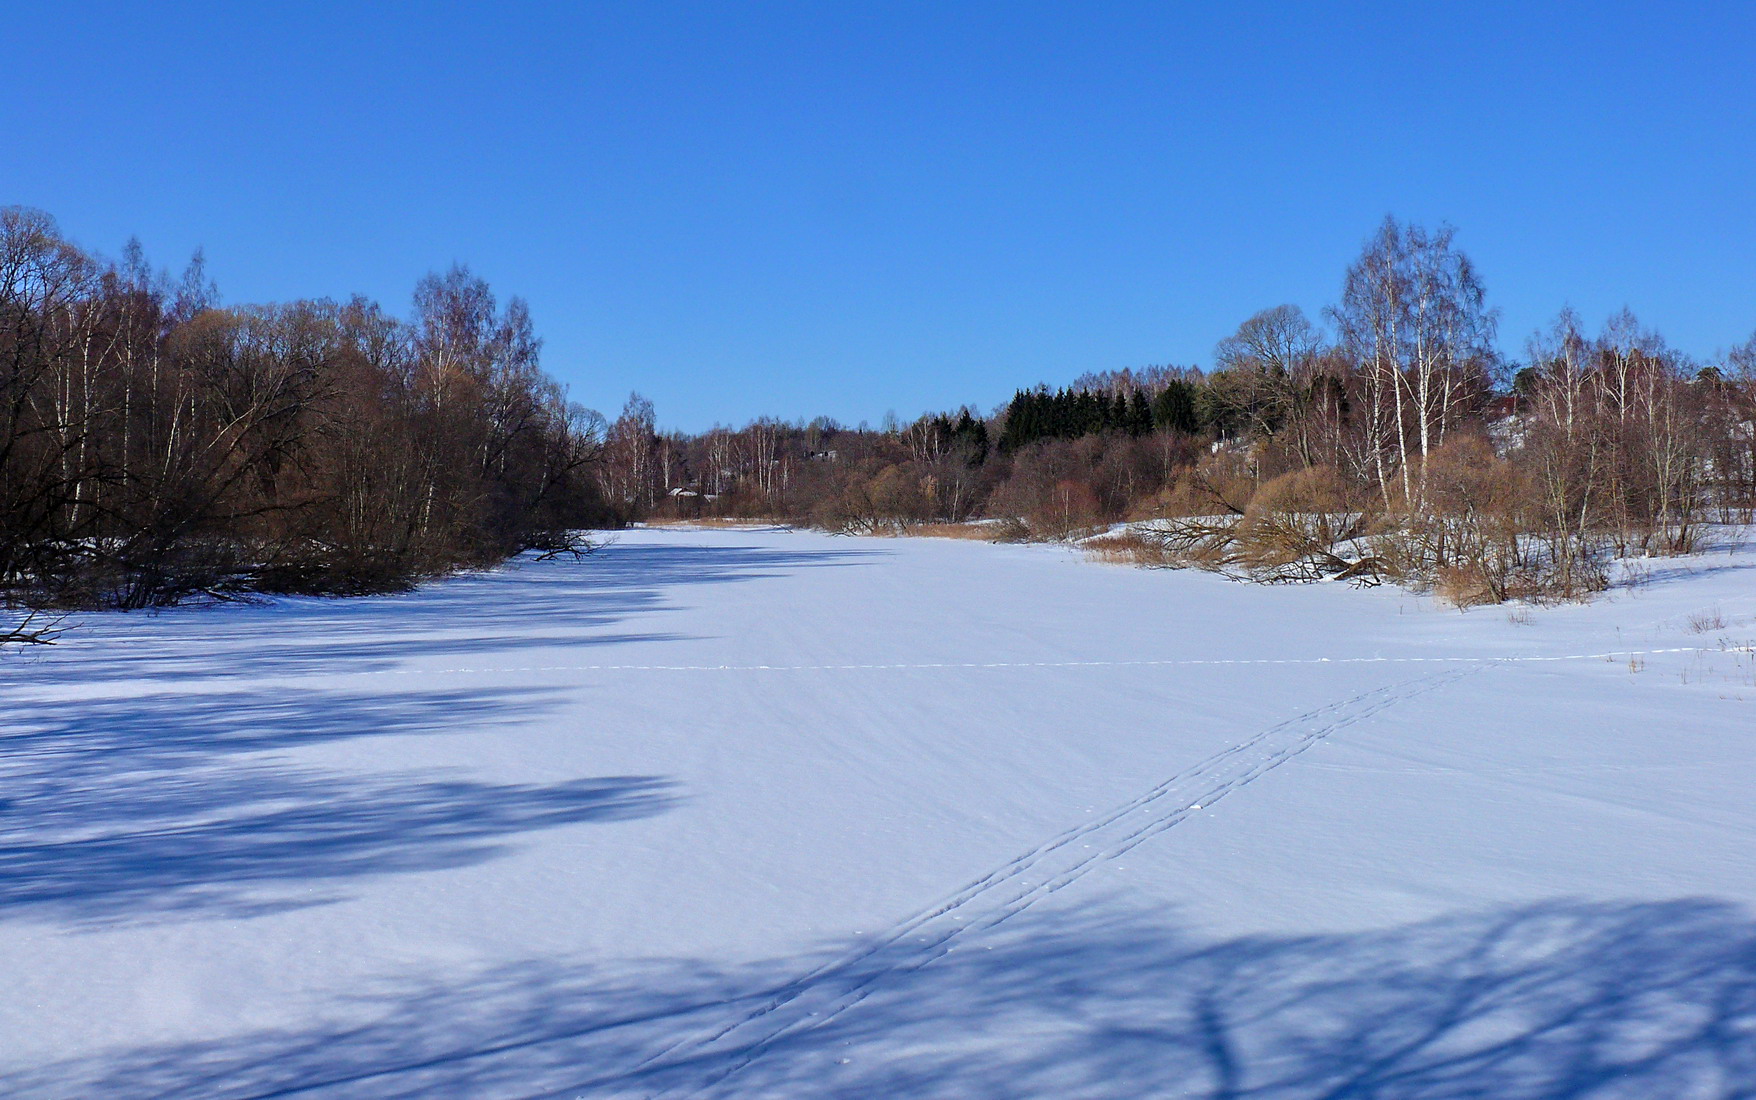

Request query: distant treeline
[
  {"left": 12, "top": 204, "right": 1754, "bottom": 633},
  {"left": 599, "top": 217, "right": 1756, "bottom": 604},
  {"left": 1, "top": 206, "right": 609, "bottom": 640}
]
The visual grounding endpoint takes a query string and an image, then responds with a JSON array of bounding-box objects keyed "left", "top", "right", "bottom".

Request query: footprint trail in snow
[{"left": 626, "top": 664, "right": 1483, "bottom": 1098}]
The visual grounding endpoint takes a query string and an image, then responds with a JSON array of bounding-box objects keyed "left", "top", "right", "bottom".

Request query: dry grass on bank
[
  {"left": 645, "top": 517, "right": 1018, "bottom": 541},
  {"left": 642, "top": 517, "right": 792, "bottom": 529},
  {"left": 1082, "top": 530, "right": 1179, "bottom": 567},
  {"left": 890, "top": 522, "right": 1014, "bottom": 541}
]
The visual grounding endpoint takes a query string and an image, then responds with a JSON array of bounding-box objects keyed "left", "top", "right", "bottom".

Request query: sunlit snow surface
[{"left": 4, "top": 527, "right": 1754, "bottom": 1098}]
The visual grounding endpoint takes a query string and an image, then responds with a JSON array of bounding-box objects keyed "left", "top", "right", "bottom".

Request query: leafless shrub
[
  {"left": 529, "top": 531, "right": 606, "bottom": 561},
  {"left": 1125, "top": 465, "right": 1388, "bottom": 584},
  {"left": 1230, "top": 465, "right": 1381, "bottom": 582},
  {"left": 985, "top": 517, "right": 1033, "bottom": 543},
  {"left": 1620, "top": 560, "right": 1655, "bottom": 589},
  {"left": 1159, "top": 450, "right": 1257, "bottom": 518},
  {"left": 1432, "top": 565, "right": 1500, "bottom": 608},
  {"left": 1133, "top": 515, "right": 1242, "bottom": 571},
  {"left": 988, "top": 466, "right": 1108, "bottom": 539},
  {"left": 0, "top": 607, "right": 64, "bottom": 647},
  {"left": 1687, "top": 608, "right": 1728, "bottom": 633}
]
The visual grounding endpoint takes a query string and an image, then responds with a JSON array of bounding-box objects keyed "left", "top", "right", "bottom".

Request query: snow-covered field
[{"left": 4, "top": 526, "right": 1755, "bottom": 1098}]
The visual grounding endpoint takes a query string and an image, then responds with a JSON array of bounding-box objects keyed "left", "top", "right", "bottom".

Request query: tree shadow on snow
[
  {"left": 13, "top": 897, "right": 1756, "bottom": 1098},
  {"left": 0, "top": 541, "right": 868, "bottom": 922},
  {"left": 12, "top": 540, "right": 883, "bottom": 684},
  {"left": 0, "top": 685, "right": 677, "bottom": 923}
]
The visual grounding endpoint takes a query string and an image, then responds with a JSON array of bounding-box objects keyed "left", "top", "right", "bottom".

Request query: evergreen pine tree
[
  {"left": 1076, "top": 391, "right": 1099, "bottom": 435},
  {"left": 952, "top": 409, "right": 990, "bottom": 464},
  {"left": 999, "top": 390, "right": 1028, "bottom": 452},
  {"left": 1128, "top": 391, "right": 1152, "bottom": 435},
  {"left": 1152, "top": 381, "right": 1198, "bottom": 434}
]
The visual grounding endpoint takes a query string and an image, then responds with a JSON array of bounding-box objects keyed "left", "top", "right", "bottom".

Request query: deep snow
[{"left": 3, "top": 526, "right": 1754, "bottom": 1097}]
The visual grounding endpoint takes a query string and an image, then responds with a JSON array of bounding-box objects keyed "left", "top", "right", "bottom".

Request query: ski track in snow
[
  {"left": 37, "top": 645, "right": 1749, "bottom": 683},
  {"left": 619, "top": 664, "right": 1484, "bottom": 1099},
  {"left": 385, "top": 646, "right": 1734, "bottom": 677}
]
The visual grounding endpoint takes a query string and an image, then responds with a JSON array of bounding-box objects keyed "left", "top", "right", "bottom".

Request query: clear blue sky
[{"left": 5, "top": 2, "right": 1752, "bottom": 431}]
